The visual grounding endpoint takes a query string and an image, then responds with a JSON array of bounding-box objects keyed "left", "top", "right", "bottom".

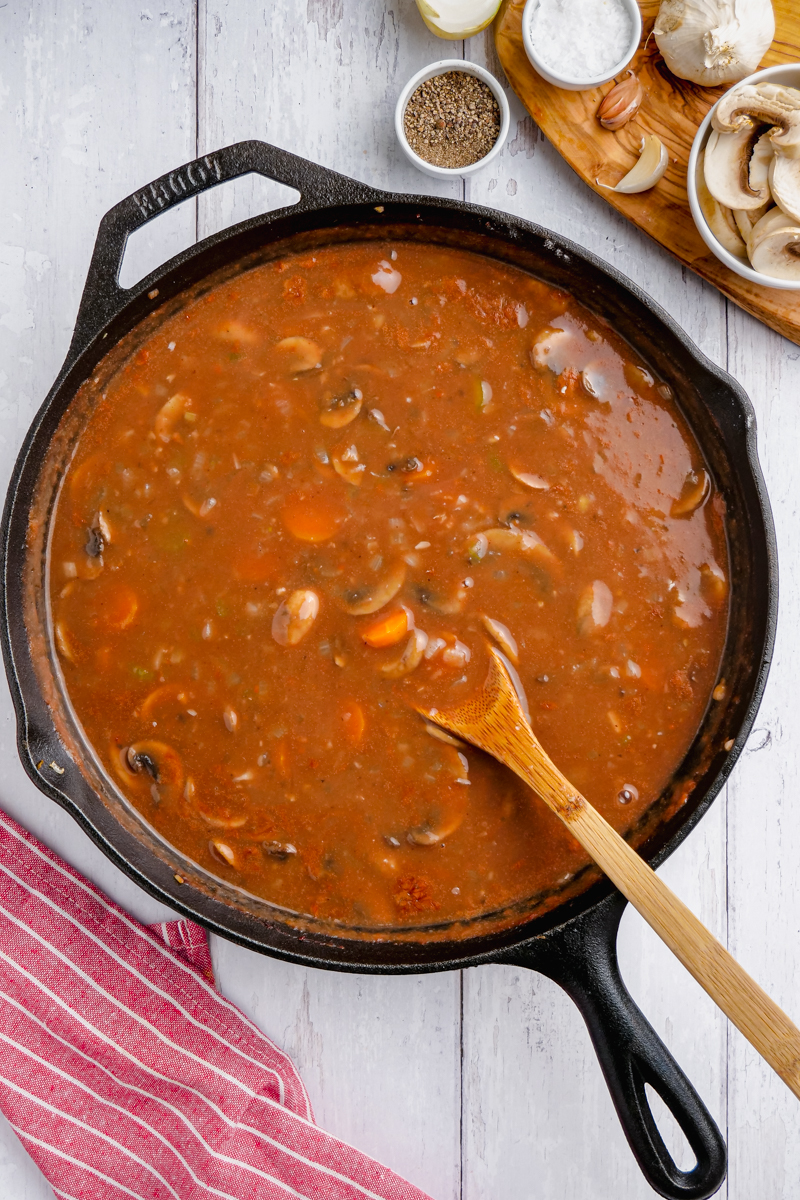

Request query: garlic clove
[
  {"left": 596, "top": 71, "right": 643, "bottom": 131},
  {"left": 696, "top": 150, "right": 748, "bottom": 260},
  {"left": 654, "top": 0, "right": 775, "bottom": 87},
  {"left": 601, "top": 135, "right": 669, "bottom": 195},
  {"left": 704, "top": 125, "right": 771, "bottom": 211}
]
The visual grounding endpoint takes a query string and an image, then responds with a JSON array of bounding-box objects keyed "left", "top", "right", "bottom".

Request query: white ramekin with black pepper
[{"left": 395, "top": 60, "right": 510, "bottom": 179}]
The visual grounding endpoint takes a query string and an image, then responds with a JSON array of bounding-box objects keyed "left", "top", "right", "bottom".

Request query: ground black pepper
[{"left": 403, "top": 71, "right": 501, "bottom": 169}]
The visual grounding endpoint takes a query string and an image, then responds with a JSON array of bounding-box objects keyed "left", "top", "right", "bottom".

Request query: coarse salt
[{"left": 527, "top": 0, "right": 632, "bottom": 79}]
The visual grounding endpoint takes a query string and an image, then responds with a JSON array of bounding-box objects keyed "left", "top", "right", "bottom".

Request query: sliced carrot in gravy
[
  {"left": 138, "top": 682, "right": 193, "bottom": 722},
  {"left": 361, "top": 608, "right": 410, "bottom": 648},
  {"left": 234, "top": 551, "right": 275, "bottom": 583},
  {"left": 282, "top": 490, "right": 347, "bottom": 543},
  {"left": 341, "top": 701, "right": 366, "bottom": 745},
  {"left": 102, "top": 583, "right": 139, "bottom": 630}
]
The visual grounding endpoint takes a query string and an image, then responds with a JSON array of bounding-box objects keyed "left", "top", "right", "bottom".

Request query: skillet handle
[
  {"left": 70, "top": 140, "right": 380, "bottom": 355},
  {"left": 501, "top": 893, "right": 726, "bottom": 1200}
]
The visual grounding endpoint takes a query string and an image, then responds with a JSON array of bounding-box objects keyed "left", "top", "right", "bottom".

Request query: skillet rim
[{"left": 0, "top": 151, "right": 778, "bottom": 974}]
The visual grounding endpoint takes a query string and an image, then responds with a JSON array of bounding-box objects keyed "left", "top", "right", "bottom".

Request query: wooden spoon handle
[
  {"left": 505, "top": 726, "right": 800, "bottom": 1100},
  {"left": 572, "top": 804, "right": 800, "bottom": 1099}
]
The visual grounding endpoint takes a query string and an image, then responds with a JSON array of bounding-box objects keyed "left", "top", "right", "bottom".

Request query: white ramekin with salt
[{"left": 522, "top": 0, "right": 642, "bottom": 91}]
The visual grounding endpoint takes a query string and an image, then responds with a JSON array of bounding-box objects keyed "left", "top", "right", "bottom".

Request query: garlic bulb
[{"left": 654, "top": 0, "right": 775, "bottom": 86}]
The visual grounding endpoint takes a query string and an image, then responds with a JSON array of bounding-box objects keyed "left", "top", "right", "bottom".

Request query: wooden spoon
[{"left": 420, "top": 646, "right": 800, "bottom": 1099}]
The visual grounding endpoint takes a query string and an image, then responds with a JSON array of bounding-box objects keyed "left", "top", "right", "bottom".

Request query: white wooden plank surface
[
  {"left": 724, "top": 313, "right": 800, "bottom": 1200},
  {"left": 0, "top": 3, "right": 798, "bottom": 1198}
]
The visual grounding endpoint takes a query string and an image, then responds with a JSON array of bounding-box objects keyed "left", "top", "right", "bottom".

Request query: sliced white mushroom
[
  {"left": 423, "top": 720, "right": 467, "bottom": 750},
  {"left": 671, "top": 469, "right": 710, "bottom": 518},
  {"left": 417, "top": 586, "right": 466, "bottom": 616},
  {"left": 476, "top": 379, "right": 493, "bottom": 410},
  {"left": 332, "top": 444, "right": 366, "bottom": 486},
  {"left": 424, "top": 636, "right": 447, "bottom": 660},
  {"left": 509, "top": 464, "right": 549, "bottom": 490},
  {"left": 749, "top": 132, "right": 774, "bottom": 193},
  {"left": 712, "top": 84, "right": 800, "bottom": 224},
  {"left": 216, "top": 320, "right": 257, "bottom": 343},
  {"left": 319, "top": 389, "right": 363, "bottom": 428},
  {"left": 483, "top": 526, "right": 561, "bottom": 576},
  {"left": 197, "top": 807, "right": 248, "bottom": 829},
  {"left": 441, "top": 639, "right": 471, "bottom": 668},
  {"left": 768, "top": 155, "right": 800, "bottom": 225},
  {"left": 275, "top": 336, "right": 321, "bottom": 373},
  {"left": 700, "top": 560, "right": 728, "bottom": 604},
  {"left": 154, "top": 392, "right": 193, "bottom": 442},
  {"left": 209, "top": 839, "right": 237, "bottom": 867},
  {"left": 712, "top": 83, "right": 800, "bottom": 159},
  {"left": 704, "top": 125, "right": 770, "bottom": 211},
  {"left": 113, "top": 740, "right": 185, "bottom": 802},
  {"left": 343, "top": 561, "right": 406, "bottom": 616},
  {"left": 531, "top": 326, "right": 571, "bottom": 371},
  {"left": 480, "top": 615, "right": 519, "bottom": 664},
  {"left": 406, "top": 746, "right": 469, "bottom": 846},
  {"left": 93, "top": 510, "right": 112, "bottom": 545},
  {"left": 380, "top": 628, "right": 428, "bottom": 679},
  {"left": 748, "top": 204, "right": 793, "bottom": 249},
  {"left": 748, "top": 208, "right": 800, "bottom": 280},
  {"left": 466, "top": 531, "right": 489, "bottom": 562},
  {"left": 55, "top": 620, "right": 77, "bottom": 663},
  {"left": 182, "top": 494, "right": 218, "bottom": 520},
  {"left": 696, "top": 151, "right": 748, "bottom": 260},
  {"left": 733, "top": 200, "right": 773, "bottom": 244},
  {"left": 483, "top": 527, "right": 526, "bottom": 553},
  {"left": 368, "top": 407, "right": 390, "bottom": 431},
  {"left": 577, "top": 580, "right": 613, "bottom": 635},
  {"left": 271, "top": 589, "right": 320, "bottom": 646},
  {"left": 263, "top": 840, "right": 298, "bottom": 860}
]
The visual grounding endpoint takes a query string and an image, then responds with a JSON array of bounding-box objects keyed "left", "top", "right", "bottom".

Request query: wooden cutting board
[{"left": 494, "top": 0, "right": 800, "bottom": 345}]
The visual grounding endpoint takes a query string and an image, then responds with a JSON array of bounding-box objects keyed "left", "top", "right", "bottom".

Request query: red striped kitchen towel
[{"left": 0, "top": 809, "right": 434, "bottom": 1200}]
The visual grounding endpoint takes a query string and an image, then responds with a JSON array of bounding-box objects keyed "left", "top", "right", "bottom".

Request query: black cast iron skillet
[{"left": 1, "top": 141, "right": 778, "bottom": 1200}]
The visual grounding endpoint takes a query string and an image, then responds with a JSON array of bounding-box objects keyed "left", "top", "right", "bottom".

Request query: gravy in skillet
[{"left": 49, "top": 243, "right": 728, "bottom": 929}]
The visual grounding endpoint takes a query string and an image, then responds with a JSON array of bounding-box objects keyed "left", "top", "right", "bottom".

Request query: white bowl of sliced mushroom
[{"left": 688, "top": 64, "right": 800, "bottom": 289}]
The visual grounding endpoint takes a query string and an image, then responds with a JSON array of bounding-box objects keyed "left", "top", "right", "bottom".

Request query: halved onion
[{"left": 416, "top": 0, "right": 501, "bottom": 39}]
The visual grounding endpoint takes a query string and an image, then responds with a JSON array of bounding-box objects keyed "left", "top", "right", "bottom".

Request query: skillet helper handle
[
  {"left": 70, "top": 139, "right": 379, "bottom": 354},
  {"left": 508, "top": 896, "right": 727, "bottom": 1200}
]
